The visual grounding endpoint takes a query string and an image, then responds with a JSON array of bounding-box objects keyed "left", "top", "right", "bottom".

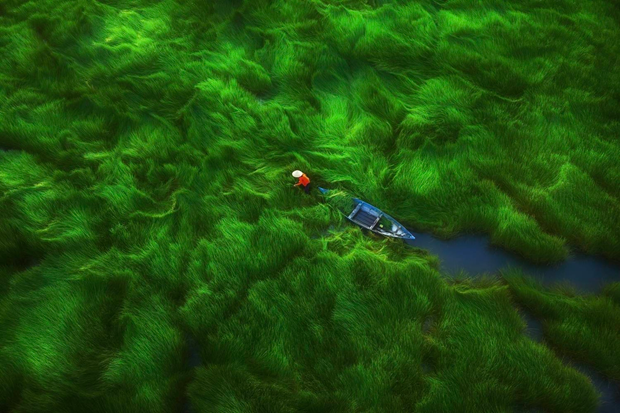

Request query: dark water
[
  {"left": 405, "top": 232, "right": 619, "bottom": 293},
  {"left": 578, "top": 364, "right": 620, "bottom": 413},
  {"left": 184, "top": 335, "right": 202, "bottom": 413},
  {"left": 521, "top": 311, "right": 544, "bottom": 343}
]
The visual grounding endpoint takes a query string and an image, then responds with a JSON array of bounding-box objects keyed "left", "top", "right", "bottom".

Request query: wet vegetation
[
  {"left": 1, "top": 0, "right": 619, "bottom": 411},
  {"left": 505, "top": 272, "right": 620, "bottom": 384}
]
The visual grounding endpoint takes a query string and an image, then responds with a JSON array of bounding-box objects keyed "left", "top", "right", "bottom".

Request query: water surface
[{"left": 406, "top": 232, "right": 619, "bottom": 293}]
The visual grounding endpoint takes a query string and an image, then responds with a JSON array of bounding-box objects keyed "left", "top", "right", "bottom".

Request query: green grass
[
  {"left": 505, "top": 271, "right": 620, "bottom": 384},
  {"left": 1, "top": 0, "right": 619, "bottom": 411},
  {"left": 320, "top": 187, "right": 357, "bottom": 215},
  {"left": 184, "top": 244, "right": 600, "bottom": 413}
]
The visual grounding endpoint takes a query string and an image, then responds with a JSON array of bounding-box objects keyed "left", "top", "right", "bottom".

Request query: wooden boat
[{"left": 318, "top": 187, "right": 415, "bottom": 240}]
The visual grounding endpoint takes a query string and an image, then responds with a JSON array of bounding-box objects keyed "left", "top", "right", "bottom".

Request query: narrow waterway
[{"left": 405, "top": 232, "right": 619, "bottom": 293}]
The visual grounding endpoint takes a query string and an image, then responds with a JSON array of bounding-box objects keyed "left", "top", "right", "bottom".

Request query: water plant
[
  {"left": 1, "top": 0, "right": 619, "bottom": 411},
  {"left": 505, "top": 271, "right": 620, "bottom": 384}
]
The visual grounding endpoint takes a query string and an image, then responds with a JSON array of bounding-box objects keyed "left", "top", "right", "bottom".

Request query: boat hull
[{"left": 318, "top": 187, "right": 415, "bottom": 240}]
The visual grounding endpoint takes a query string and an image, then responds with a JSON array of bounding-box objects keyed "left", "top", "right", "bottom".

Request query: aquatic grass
[
  {"left": 602, "top": 283, "right": 620, "bottom": 307},
  {"left": 0, "top": 251, "right": 188, "bottom": 413},
  {"left": 182, "top": 243, "right": 599, "bottom": 412},
  {"left": 1, "top": 0, "right": 619, "bottom": 411},
  {"left": 417, "top": 282, "right": 598, "bottom": 413},
  {"left": 505, "top": 271, "right": 620, "bottom": 383}
]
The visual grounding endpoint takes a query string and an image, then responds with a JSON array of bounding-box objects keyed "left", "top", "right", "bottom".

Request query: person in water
[{"left": 292, "top": 170, "right": 311, "bottom": 194}]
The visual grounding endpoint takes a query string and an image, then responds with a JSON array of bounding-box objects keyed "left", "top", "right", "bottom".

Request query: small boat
[{"left": 318, "top": 187, "right": 415, "bottom": 240}]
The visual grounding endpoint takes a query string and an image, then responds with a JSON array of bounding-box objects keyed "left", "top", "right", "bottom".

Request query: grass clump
[
  {"left": 0, "top": 250, "right": 187, "bottom": 413},
  {"left": 505, "top": 270, "right": 620, "bottom": 383},
  {"left": 320, "top": 188, "right": 357, "bottom": 216},
  {"left": 602, "top": 283, "right": 620, "bottom": 307}
]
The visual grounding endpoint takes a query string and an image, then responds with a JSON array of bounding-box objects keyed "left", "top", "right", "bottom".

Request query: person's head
[{"left": 292, "top": 170, "right": 303, "bottom": 178}]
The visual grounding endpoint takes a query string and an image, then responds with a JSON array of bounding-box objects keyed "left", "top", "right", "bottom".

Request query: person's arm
[{"left": 293, "top": 180, "right": 300, "bottom": 186}]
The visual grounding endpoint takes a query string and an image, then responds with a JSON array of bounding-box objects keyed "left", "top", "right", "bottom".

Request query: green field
[{"left": 1, "top": 0, "right": 619, "bottom": 411}]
